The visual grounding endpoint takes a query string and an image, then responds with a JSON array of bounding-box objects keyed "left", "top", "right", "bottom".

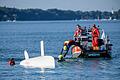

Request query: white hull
[{"left": 20, "top": 56, "right": 55, "bottom": 68}]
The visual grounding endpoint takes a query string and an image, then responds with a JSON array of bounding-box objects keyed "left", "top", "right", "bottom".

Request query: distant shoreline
[
  {"left": 0, "top": 6, "right": 120, "bottom": 21},
  {"left": 0, "top": 20, "right": 120, "bottom": 23}
]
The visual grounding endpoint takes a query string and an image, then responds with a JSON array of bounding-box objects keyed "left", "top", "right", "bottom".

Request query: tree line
[{"left": 0, "top": 6, "right": 120, "bottom": 21}]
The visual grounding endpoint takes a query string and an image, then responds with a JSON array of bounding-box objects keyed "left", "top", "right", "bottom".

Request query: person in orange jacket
[
  {"left": 74, "top": 24, "right": 83, "bottom": 41},
  {"left": 91, "top": 24, "right": 100, "bottom": 50}
]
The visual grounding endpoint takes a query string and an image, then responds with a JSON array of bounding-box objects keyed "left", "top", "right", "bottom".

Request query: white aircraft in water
[{"left": 20, "top": 41, "right": 55, "bottom": 69}]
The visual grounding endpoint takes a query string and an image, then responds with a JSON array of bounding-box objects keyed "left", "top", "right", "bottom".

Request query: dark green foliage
[{"left": 0, "top": 6, "right": 119, "bottom": 21}]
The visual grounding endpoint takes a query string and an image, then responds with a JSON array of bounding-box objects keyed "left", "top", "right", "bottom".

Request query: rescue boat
[
  {"left": 58, "top": 27, "right": 112, "bottom": 61},
  {"left": 72, "top": 28, "right": 112, "bottom": 58}
]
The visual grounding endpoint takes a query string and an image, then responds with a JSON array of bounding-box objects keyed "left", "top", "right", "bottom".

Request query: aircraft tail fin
[
  {"left": 24, "top": 50, "right": 29, "bottom": 59},
  {"left": 41, "top": 41, "right": 44, "bottom": 56}
]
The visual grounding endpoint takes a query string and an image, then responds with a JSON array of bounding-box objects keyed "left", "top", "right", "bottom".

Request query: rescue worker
[
  {"left": 58, "top": 40, "right": 83, "bottom": 61},
  {"left": 91, "top": 24, "right": 100, "bottom": 50},
  {"left": 58, "top": 40, "right": 76, "bottom": 61},
  {"left": 74, "top": 24, "right": 83, "bottom": 42}
]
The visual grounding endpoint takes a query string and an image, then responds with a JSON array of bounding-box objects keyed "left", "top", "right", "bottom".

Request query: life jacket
[
  {"left": 74, "top": 28, "right": 82, "bottom": 37},
  {"left": 92, "top": 28, "right": 100, "bottom": 37}
]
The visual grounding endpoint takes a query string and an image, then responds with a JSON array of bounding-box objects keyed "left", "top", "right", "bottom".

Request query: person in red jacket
[
  {"left": 74, "top": 24, "right": 83, "bottom": 41},
  {"left": 91, "top": 24, "right": 100, "bottom": 50}
]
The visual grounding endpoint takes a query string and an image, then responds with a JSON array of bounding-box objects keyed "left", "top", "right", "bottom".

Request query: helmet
[{"left": 58, "top": 54, "right": 63, "bottom": 60}]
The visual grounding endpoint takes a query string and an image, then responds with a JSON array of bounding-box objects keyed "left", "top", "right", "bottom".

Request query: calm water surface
[{"left": 0, "top": 20, "right": 120, "bottom": 80}]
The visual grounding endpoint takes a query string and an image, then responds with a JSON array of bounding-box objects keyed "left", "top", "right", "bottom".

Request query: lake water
[{"left": 0, "top": 20, "right": 120, "bottom": 80}]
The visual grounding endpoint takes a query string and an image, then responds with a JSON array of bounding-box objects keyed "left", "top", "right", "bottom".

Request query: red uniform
[
  {"left": 74, "top": 27, "right": 82, "bottom": 41},
  {"left": 92, "top": 27, "right": 100, "bottom": 47},
  {"left": 74, "top": 28, "right": 82, "bottom": 37}
]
